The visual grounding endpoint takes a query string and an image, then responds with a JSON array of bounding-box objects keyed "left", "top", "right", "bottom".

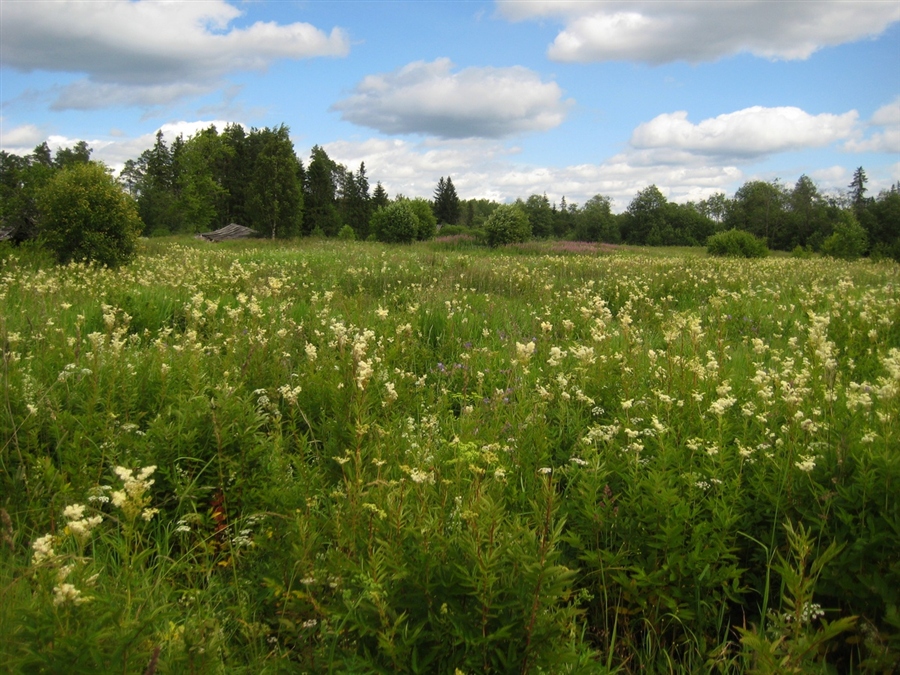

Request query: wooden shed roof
[{"left": 197, "top": 224, "right": 259, "bottom": 242}]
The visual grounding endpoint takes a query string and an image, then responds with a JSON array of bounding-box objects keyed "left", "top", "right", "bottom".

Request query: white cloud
[
  {"left": 631, "top": 107, "right": 859, "bottom": 158},
  {"left": 0, "top": 121, "right": 45, "bottom": 149},
  {"left": 496, "top": 1, "right": 900, "bottom": 63},
  {"left": 332, "top": 58, "right": 573, "bottom": 139},
  {"left": 323, "top": 136, "right": 742, "bottom": 210},
  {"left": 844, "top": 97, "right": 900, "bottom": 153},
  {"left": 0, "top": 1, "right": 349, "bottom": 109}
]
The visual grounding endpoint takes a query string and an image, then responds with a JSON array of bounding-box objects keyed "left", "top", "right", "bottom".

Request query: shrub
[
  {"left": 371, "top": 201, "right": 419, "bottom": 244},
  {"left": 404, "top": 197, "right": 437, "bottom": 240},
  {"left": 38, "top": 162, "right": 142, "bottom": 267},
  {"left": 484, "top": 204, "right": 531, "bottom": 247},
  {"left": 337, "top": 224, "right": 357, "bottom": 241},
  {"left": 706, "top": 228, "right": 768, "bottom": 258},
  {"left": 822, "top": 211, "right": 868, "bottom": 260}
]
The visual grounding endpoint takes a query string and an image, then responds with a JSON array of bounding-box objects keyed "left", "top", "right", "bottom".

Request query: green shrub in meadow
[
  {"left": 706, "top": 228, "right": 769, "bottom": 258},
  {"left": 1, "top": 239, "right": 898, "bottom": 672},
  {"left": 38, "top": 161, "right": 142, "bottom": 268}
]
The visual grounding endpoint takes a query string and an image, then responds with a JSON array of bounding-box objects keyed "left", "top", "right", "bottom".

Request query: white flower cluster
[
  {"left": 111, "top": 465, "right": 157, "bottom": 521},
  {"left": 63, "top": 503, "right": 103, "bottom": 545}
]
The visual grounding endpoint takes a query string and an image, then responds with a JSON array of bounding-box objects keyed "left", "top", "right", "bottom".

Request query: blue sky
[{"left": 1, "top": 0, "right": 898, "bottom": 210}]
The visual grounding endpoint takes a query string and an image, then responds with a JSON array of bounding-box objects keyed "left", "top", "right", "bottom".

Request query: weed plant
[{"left": 1, "top": 238, "right": 898, "bottom": 673}]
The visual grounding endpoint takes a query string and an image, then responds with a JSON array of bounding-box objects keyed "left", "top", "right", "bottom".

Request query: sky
[{"left": 1, "top": 0, "right": 899, "bottom": 211}]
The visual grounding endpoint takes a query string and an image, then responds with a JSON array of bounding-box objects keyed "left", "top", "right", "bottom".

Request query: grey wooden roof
[{"left": 197, "top": 224, "right": 259, "bottom": 242}]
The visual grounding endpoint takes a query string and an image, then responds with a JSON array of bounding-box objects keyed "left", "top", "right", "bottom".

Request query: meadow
[{"left": 1, "top": 238, "right": 898, "bottom": 673}]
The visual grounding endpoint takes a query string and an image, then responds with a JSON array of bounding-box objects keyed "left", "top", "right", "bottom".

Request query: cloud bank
[
  {"left": 332, "top": 58, "right": 572, "bottom": 139},
  {"left": 496, "top": 1, "right": 900, "bottom": 63},
  {"left": 631, "top": 106, "right": 859, "bottom": 158},
  {"left": 0, "top": 0, "right": 349, "bottom": 109}
]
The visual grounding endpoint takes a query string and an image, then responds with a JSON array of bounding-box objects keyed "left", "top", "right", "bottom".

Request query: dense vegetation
[
  {"left": 1, "top": 128, "right": 897, "bottom": 261},
  {"left": 1, "top": 238, "right": 898, "bottom": 672}
]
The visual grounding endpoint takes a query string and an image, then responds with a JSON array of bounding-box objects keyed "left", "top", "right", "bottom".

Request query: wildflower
[
  {"left": 538, "top": 467, "right": 552, "bottom": 475},
  {"left": 53, "top": 582, "right": 88, "bottom": 606},
  {"left": 111, "top": 465, "right": 156, "bottom": 521},
  {"left": 375, "top": 306, "right": 389, "bottom": 319},
  {"left": 305, "top": 343, "right": 317, "bottom": 361},
  {"left": 385, "top": 382, "right": 398, "bottom": 402},
  {"left": 795, "top": 455, "right": 817, "bottom": 472},
  {"left": 32, "top": 534, "right": 56, "bottom": 565},
  {"left": 515, "top": 341, "right": 535, "bottom": 364}
]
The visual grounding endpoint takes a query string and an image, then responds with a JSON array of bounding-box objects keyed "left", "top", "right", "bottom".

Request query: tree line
[{"left": 1, "top": 123, "right": 898, "bottom": 260}]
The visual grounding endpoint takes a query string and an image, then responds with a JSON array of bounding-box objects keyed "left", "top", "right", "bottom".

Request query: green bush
[
  {"left": 38, "top": 162, "right": 142, "bottom": 267},
  {"left": 484, "top": 204, "right": 531, "bottom": 247},
  {"left": 337, "top": 224, "right": 357, "bottom": 241},
  {"left": 822, "top": 211, "right": 868, "bottom": 260},
  {"left": 371, "top": 201, "right": 419, "bottom": 244},
  {"left": 404, "top": 197, "right": 438, "bottom": 240},
  {"left": 706, "top": 228, "right": 768, "bottom": 258}
]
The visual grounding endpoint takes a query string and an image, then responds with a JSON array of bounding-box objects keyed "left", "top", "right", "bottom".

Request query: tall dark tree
[
  {"left": 341, "top": 162, "right": 371, "bottom": 238},
  {"left": 134, "top": 130, "right": 183, "bottom": 234},
  {"left": 220, "top": 123, "right": 250, "bottom": 226},
  {"left": 304, "top": 145, "right": 341, "bottom": 236},
  {"left": 54, "top": 140, "right": 92, "bottom": 170},
  {"left": 521, "top": 194, "right": 553, "bottom": 239},
  {"left": 574, "top": 195, "right": 618, "bottom": 243},
  {"left": 621, "top": 185, "right": 667, "bottom": 245},
  {"left": 433, "top": 176, "right": 461, "bottom": 225},
  {"left": 786, "top": 175, "right": 828, "bottom": 249},
  {"left": 246, "top": 125, "right": 303, "bottom": 238},
  {"left": 849, "top": 166, "right": 868, "bottom": 214},
  {"left": 372, "top": 182, "right": 389, "bottom": 212},
  {"left": 725, "top": 180, "right": 788, "bottom": 248}
]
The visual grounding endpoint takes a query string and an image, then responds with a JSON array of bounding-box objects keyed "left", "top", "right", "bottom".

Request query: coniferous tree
[
  {"left": 433, "top": 176, "right": 461, "bottom": 225},
  {"left": 372, "top": 182, "right": 389, "bottom": 212},
  {"left": 849, "top": 167, "right": 868, "bottom": 215},
  {"left": 305, "top": 145, "right": 341, "bottom": 236}
]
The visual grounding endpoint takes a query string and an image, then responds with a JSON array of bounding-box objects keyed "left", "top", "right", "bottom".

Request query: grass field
[{"left": 1, "top": 238, "right": 898, "bottom": 673}]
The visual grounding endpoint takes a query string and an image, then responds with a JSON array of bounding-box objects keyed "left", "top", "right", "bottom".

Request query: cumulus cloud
[
  {"left": 496, "top": 0, "right": 900, "bottom": 63},
  {"left": 322, "top": 136, "right": 742, "bottom": 210},
  {"left": 0, "top": 121, "right": 45, "bottom": 149},
  {"left": 0, "top": 0, "right": 349, "bottom": 109},
  {"left": 631, "top": 106, "right": 859, "bottom": 158},
  {"left": 844, "top": 97, "right": 900, "bottom": 153},
  {"left": 332, "top": 58, "right": 573, "bottom": 139}
]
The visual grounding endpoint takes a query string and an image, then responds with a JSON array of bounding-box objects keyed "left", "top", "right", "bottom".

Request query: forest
[{"left": 1, "top": 123, "right": 898, "bottom": 259}]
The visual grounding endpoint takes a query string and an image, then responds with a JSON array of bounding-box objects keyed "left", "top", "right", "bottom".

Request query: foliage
[
  {"left": 484, "top": 203, "right": 531, "bottom": 247},
  {"left": 403, "top": 197, "right": 438, "bottom": 240},
  {"left": 1, "top": 240, "right": 898, "bottom": 672},
  {"left": 338, "top": 224, "right": 357, "bottom": 241},
  {"left": 706, "top": 228, "right": 769, "bottom": 258},
  {"left": 521, "top": 194, "right": 554, "bottom": 239},
  {"left": 246, "top": 125, "right": 304, "bottom": 239},
  {"left": 574, "top": 194, "right": 619, "bottom": 243},
  {"left": 433, "top": 176, "right": 461, "bottom": 226},
  {"left": 822, "top": 210, "right": 869, "bottom": 260},
  {"left": 38, "top": 162, "right": 142, "bottom": 267},
  {"left": 371, "top": 201, "right": 420, "bottom": 243}
]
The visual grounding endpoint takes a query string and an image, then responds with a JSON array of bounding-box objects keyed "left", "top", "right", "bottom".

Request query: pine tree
[
  {"left": 849, "top": 166, "right": 868, "bottom": 214},
  {"left": 433, "top": 176, "right": 461, "bottom": 225}
]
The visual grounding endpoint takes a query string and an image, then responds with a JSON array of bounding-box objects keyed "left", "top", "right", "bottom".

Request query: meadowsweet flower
[
  {"left": 111, "top": 465, "right": 156, "bottom": 521},
  {"left": 515, "top": 341, "right": 535, "bottom": 364},
  {"left": 53, "top": 582, "right": 88, "bottom": 606},
  {"left": 795, "top": 455, "right": 817, "bottom": 472},
  {"left": 32, "top": 534, "right": 56, "bottom": 565},
  {"left": 538, "top": 467, "right": 552, "bottom": 475},
  {"left": 356, "top": 359, "right": 373, "bottom": 389}
]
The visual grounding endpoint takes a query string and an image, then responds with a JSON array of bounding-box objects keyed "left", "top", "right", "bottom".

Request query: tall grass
[{"left": 1, "top": 238, "right": 898, "bottom": 672}]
